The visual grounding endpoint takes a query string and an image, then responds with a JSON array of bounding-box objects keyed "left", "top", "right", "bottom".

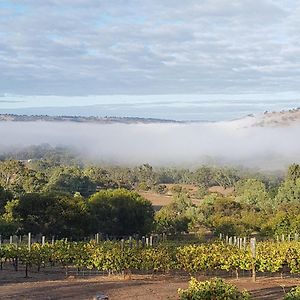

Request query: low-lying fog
[{"left": 0, "top": 119, "right": 299, "bottom": 170}]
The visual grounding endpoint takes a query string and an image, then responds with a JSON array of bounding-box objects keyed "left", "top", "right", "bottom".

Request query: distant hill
[
  {"left": 0, "top": 114, "right": 183, "bottom": 124},
  {"left": 1, "top": 108, "right": 300, "bottom": 127},
  {"left": 253, "top": 107, "right": 300, "bottom": 127}
]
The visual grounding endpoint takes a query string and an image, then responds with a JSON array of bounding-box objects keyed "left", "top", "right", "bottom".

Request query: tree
[
  {"left": 212, "top": 167, "right": 239, "bottom": 188},
  {"left": 235, "top": 179, "right": 271, "bottom": 210},
  {"left": 275, "top": 178, "right": 300, "bottom": 205},
  {"left": 45, "top": 166, "right": 96, "bottom": 197},
  {"left": 0, "top": 199, "right": 20, "bottom": 237},
  {"left": 193, "top": 166, "right": 214, "bottom": 188},
  {"left": 134, "top": 164, "right": 158, "bottom": 188},
  {"left": 0, "top": 185, "right": 13, "bottom": 213},
  {"left": 88, "top": 189, "right": 154, "bottom": 237},
  {"left": 287, "top": 164, "right": 300, "bottom": 182},
  {"left": 0, "top": 160, "right": 47, "bottom": 197},
  {"left": 13, "top": 193, "right": 89, "bottom": 238},
  {"left": 155, "top": 207, "right": 189, "bottom": 235},
  {"left": 155, "top": 193, "right": 196, "bottom": 234}
]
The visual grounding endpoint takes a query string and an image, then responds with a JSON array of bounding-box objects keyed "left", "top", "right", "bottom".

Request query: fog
[{"left": 0, "top": 119, "right": 300, "bottom": 170}]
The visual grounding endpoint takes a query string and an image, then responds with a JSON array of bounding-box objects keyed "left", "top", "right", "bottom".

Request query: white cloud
[{"left": 0, "top": 0, "right": 300, "bottom": 96}]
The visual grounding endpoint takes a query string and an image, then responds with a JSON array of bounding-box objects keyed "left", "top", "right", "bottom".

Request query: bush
[
  {"left": 89, "top": 189, "right": 154, "bottom": 237},
  {"left": 178, "top": 277, "right": 250, "bottom": 300},
  {"left": 284, "top": 286, "right": 300, "bottom": 300}
]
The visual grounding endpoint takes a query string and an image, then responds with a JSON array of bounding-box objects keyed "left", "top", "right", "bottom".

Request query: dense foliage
[
  {"left": 89, "top": 189, "right": 154, "bottom": 236},
  {"left": 0, "top": 145, "right": 300, "bottom": 239},
  {"left": 0, "top": 189, "right": 154, "bottom": 238},
  {"left": 178, "top": 278, "right": 250, "bottom": 300},
  {"left": 284, "top": 286, "right": 300, "bottom": 300},
  {"left": 3, "top": 239, "right": 300, "bottom": 280}
]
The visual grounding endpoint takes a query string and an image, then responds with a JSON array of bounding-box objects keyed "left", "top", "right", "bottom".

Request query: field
[
  {"left": 1, "top": 270, "right": 300, "bottom": 299},
  {"left": 1, "top": 240, "right": 300, "bottom": 299},
  {"left": 138, "top": 184, "right": 234, "bottom": 208},
  {"left": 137, "top": 184, "right": 212, "bottom": 209}
]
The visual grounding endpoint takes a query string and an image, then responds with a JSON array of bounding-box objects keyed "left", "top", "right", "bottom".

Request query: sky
[{"left": 0, "top": 0, "right": 300, "bottom": 118}]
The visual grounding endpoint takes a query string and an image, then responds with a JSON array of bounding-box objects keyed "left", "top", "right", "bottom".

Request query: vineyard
[{"left": 2, "top": 239, "right": 300, "bottom": 280}]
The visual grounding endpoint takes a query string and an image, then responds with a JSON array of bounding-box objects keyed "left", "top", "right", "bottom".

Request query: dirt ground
[{"left": 1, "top": 269, "right": 300, "bottom": 300}]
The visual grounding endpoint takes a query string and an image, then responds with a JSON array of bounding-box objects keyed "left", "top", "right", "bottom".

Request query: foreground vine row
[{"left": 1, "top": 240, "right": 300, "bottom": 278}]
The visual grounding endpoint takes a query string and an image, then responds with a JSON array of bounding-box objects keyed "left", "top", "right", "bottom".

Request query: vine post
[
  {"left": 28, "top": 233, "right": 31, "bottom": 251},
  {"left": 250, "top": 237, "right": 256, "bottom": 282}
]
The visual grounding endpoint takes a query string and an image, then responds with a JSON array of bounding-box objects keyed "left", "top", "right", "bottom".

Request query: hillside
[
  {"left": 253, "top": 107, "right": 300, "bottom": 127},
  {"left": 0, "top": 114, "right": 182, "bottom": 124}
]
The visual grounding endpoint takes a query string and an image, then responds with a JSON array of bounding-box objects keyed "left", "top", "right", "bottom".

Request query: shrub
[
  {"left": 178, "top": 277, "right": 250, "bottom": 300},
  {"left": 284, "top": 286, "right": 300, "bottom": 300}
]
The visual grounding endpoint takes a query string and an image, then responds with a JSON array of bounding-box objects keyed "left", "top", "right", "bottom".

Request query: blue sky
[{"left": 0, "top": 1, "right": 300, "bottom": 104}]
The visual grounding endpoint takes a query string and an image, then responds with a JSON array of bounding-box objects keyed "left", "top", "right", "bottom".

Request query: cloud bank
[
  {"left": 0, "top": 120, "right": 299, "bottom": 170},
  {"left": 0, "top": 1, "right": 300, "bottom": 95}
]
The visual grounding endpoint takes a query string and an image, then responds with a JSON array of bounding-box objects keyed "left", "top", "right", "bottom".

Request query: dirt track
[{"left": 1, "top": 270, "right": 300, "bottom": 300}]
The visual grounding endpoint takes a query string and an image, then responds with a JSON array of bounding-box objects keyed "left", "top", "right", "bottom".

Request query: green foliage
[
  {"left": 275, "top": 179, "right": 300, "bottom": 205},
  {"left": 287, "top": 164, "right": 300, "bottom": 182},
  {"left": 235, "top": 179, "right": 271, "bottom": 210},
  {"left": 45, "top": 166, "right": 96, "bottom": 197},
  {"left": 137, "top": 181, "right": 150, "bottom": 191},
  {"left": 13, "top": 193, "right": 89, "bottom": 238},
  {"left": 153, "top": 184, "right": 167, "bottom": 194},
  {"left": 0, "top": 185, "right": 13, "bottom": 213},
  {"left": 89, "top": 189, "right": 154, "bottom": 237},
  {"left": 155, "top": 207, "right": 190, "bottom": 235},
  {"left": 262, "top": 205, "right": 300, "bottom": 237},
  {"left": 284, "top": 286, "right": 300, "bottom": 300},
  {"left": 176, "top": 243, "right": 252, "bottom": 274},
  {"left": 0, "top": 156, "right": 300, "bottom": 239},
  {"left": 155, "top": 193, "right": 196, "bottom": 235},
  {"left": 178, "top": 277, "right": 250, "bottom": 300},
  {"left": 198, "top": 196, "right": 255, "bottom": 236},
  {"left": 2, "top": 239, "right": 300, "bottom": 282}
]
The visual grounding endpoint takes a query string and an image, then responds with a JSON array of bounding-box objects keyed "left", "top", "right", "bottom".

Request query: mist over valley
[{"left": 1, "top": 109, "right": 299, "bottom": 170}]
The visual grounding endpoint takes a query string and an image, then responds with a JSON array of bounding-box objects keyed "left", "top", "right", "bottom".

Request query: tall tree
[{"left": 89, "top": 189, "right": 154, "bottom": 237}]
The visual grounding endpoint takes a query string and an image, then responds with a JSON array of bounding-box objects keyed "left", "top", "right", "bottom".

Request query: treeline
[
  {"left": 0, "top": 145, "right": 299, "bottom": 240},
  {"left": 0, "top": 189, "right": 154, "bottom": 239},
  {"left": 0, "top": 144, "right": 282, "bottom": 198},
  {"left": 156, "top": 163, "right": 300, "bottom": 238}
]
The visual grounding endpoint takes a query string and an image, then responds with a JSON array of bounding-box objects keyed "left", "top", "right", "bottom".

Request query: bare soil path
[{"left": 1, "top": 270, "right": 300, "bottom": 300}]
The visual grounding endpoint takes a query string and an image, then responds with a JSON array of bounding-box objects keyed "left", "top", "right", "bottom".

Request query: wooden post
[
  {"left": 282, "top": 234, "right": 285, "bottom": 242},
  {"left": 51, "top": 236, "right": 55, "bottom": 246},
  {"left": 42, "top": 236, "right": 45, "bottom": 246},
  {"left": 219, "top": 233, "right": 222, "bottom": 240},
  {"left": 149, "top": 236, "right": 153, "bottom": 247},
  {"left": 225, "top": 235, "right": 229, "bottom": 243},
  {"left": 142, "top": 236, "right": 145, "bottom": 248},
  {"left": 96, "top": 233, "right": 99, "bottom": 244},
  {"left": 121, "top": 239, "right": 124, "bottom": 251},
  {"left": 250, "top": 237, "right": 256, "bottom": 282},
  {"left": 288, "top": 234, "right": 291, "bottom": 242},
  {"left": 28, "top": 233, "right": 31, "bottom": 251},
  {"left": 243, "top": 237, "right": 247, "bottom": 249},
  {"left": 10, "top": 235, "right": 13, "bottom": 244},
  {"left": 146, "top": 237, "right": 149, "bottom": 247},
  {"left": 129, "top": 236, "right": 133, "bottom": 248},
  {"left": 229, "top": 237, "right": 233, "bottom": 245}
]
